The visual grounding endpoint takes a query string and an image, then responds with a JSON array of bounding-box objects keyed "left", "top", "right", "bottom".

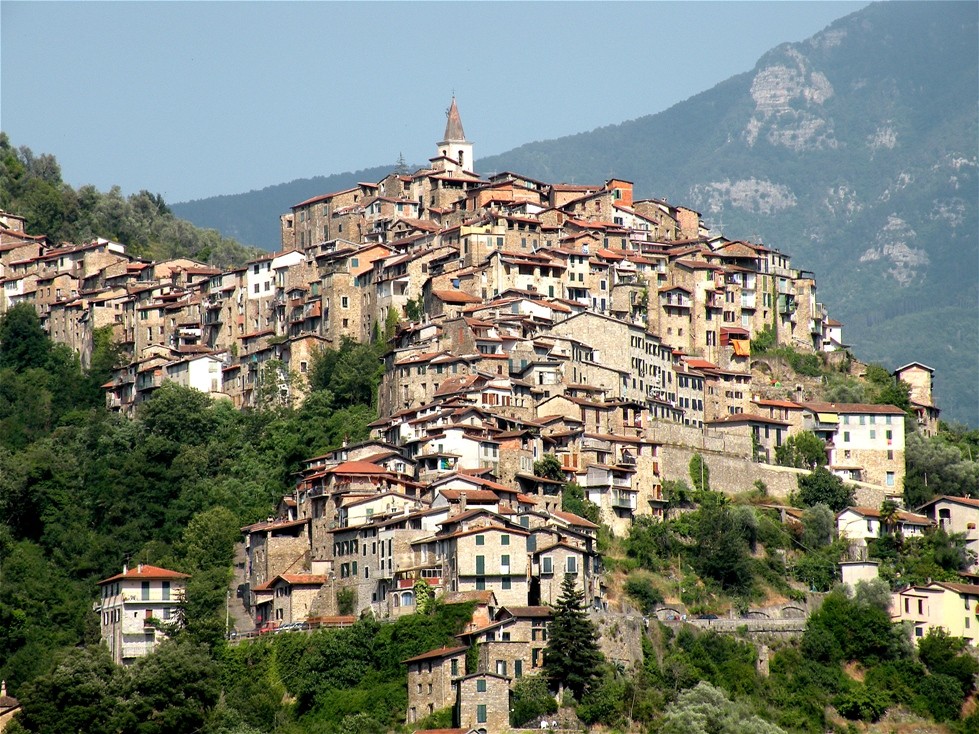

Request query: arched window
[{"left": 402, "top": 591, "right": 414, "bottom": 606}]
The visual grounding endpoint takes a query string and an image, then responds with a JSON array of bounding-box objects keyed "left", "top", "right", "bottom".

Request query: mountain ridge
[{"left": 171, "top": 1, "right": 978, "bottom": 424}]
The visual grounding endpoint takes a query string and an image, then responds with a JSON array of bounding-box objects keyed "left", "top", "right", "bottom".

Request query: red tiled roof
[
  {"left": 98, "top": 564, "right": 190, "bottom": 585},
  {"left": 402, "top": 645, "right": 469, "bottom": 664},
  {"left": 438, "top": 489, "right": 500, "bottom": 503},
  {"left": 802, "top": 402, "right": 907, "bottom": 415},
  {"left": 275, "top": 574, "right": 327, "bottom": 586},
  {"left": 551, "top": 509, "right": 599, "bottom": 529},
  {"left": 329, "top": 460, "right": 390, "bottom": 475}
]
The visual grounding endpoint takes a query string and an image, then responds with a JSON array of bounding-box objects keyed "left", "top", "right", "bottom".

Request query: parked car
[
  {"left": 256, "top": 621, "right": 279, "bottom": 635},
  {"left": 275, "top": 621, "right": 309, "bottom": 633}
]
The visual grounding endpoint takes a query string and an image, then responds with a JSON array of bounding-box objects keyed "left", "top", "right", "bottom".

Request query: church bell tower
[{"left": 436, "top": 96, "right": 474, "bottom": 173}]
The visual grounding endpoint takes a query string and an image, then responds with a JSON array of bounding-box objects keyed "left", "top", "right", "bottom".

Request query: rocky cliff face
[{"left": 481, "top": 1, "right": 978, "bottom": 423}]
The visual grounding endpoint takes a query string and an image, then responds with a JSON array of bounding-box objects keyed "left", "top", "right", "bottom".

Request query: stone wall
[
  {"left": 591, "top": 610, "right": 644, "bottom": 669},
  {"left": 658, "top": 443, "right": 888, "bottom": 506},
  {"left": 658, "top": 445, "right": 800, "bottom": 498}
]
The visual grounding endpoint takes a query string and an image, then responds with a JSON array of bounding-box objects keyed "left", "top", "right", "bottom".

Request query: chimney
[
  {"left": 460, "top": 491, "right": 467, "bottom": 513},
  {"left": 137, "top": 563, "right": 143, "bottom": 574},
  {"left": 122, "top": 562, "right": 128, "bottom": 575}
]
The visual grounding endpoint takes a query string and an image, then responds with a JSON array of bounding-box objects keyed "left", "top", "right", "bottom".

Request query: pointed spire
[{"left": 443, "top": 96, "right": 466, "bottom": 142}]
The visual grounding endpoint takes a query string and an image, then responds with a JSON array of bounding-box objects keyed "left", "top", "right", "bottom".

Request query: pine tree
[{"left": 543, "top": 573, "right": 603, "bottom": 700}]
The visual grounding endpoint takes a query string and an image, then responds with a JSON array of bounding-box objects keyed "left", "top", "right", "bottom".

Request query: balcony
[{"left": 610, "top": 491, "right": 636, "bottom": 509}]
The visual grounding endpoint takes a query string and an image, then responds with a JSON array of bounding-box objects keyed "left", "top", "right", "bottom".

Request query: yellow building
[{"left": 891, "top": 581, "right": 979, "bottom": 645}]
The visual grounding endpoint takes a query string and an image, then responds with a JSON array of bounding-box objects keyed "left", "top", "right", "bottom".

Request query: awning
[
  {"left": 731, "top": 339, "right": 750, "bottom": 357},
  {"left": 817, "top": 412, "right": 839, "bottom": 424}
]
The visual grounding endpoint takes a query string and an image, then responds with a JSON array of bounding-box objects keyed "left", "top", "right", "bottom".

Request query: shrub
[
  {"left": 510, "top": 675, "right": 557, "bottom": 727},
  {"left": 834, "top": 682, "right": 889, "bottom": 721},
  {"left": 624, "top": 572, "right": 664, "bottom": 613}
]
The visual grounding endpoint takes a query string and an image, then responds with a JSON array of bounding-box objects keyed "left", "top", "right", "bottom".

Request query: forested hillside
[
  {"left": 2, "top": 298, "right": 979, "bottom": 731},
  {"left": 0, "top": 134, "right": 260, "bottom": 268},
  {"left": 170, "top": 1, "right": 978, "bottom": 424}
]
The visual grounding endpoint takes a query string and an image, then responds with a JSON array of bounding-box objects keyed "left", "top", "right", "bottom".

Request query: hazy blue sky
[{"left": 2, "top": 1, "right": 868, "bottom": 203}]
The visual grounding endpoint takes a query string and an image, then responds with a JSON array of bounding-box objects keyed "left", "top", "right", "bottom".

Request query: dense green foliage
[
  {"left": 0, "top": 133, "right": 259, "bottom": 267},
  {"left": 869, "top": 529, "right": 973, "bottom": 588},
  {"left": 0, "top": 311, "right": 381, "bottom": 701},
  {"left": 904, "top": 422, "right": 979, "bottom": 507},
  {"left": 775, "top": 431, "right": 826, "bottom": 469},
  {"left": 560, "top": 482, "right": 600, "bottom": 524},
  {"left": 510, "top": 674, "right": 558, "bottom": 727},
  {"left": 796, "top": 468, "right": 855, "bottom": 512}
]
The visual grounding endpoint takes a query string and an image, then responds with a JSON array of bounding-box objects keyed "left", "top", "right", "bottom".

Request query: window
[
  {"left": 886, "top": 472, "right": 895, "bottom": 487},
  {"left": 476, "top": 577, "right": 486, "bottom": 590},
  {"left": 501, "top": 534, "right": 509, "bottom": 546},
  {"left": 475, "top": 556, "right": 485, "bottom": 574},
  {"left": 162, "top": 582, "right": 170, "bottom": 601},
  {"left": 476, "top": 679, "right": 487, "bottom": 693},
  {"left": 341, "top": 296, "right": 349, "bottom": 308},
  {"left": 451, "top": 659, "right": 458, "bottom": 676},
  {"left": 477, "top": 705, "right": 487, "bottom": 724},
  {"left": 567, "top": 556, "right": 578, "bottom": 574},
  {"left": 496, "top": 660, "right": 507, "bottom": 675},
  {"left": 475, "top": 534, "right": 485, "bottom": 546},
  {"left": 843, "top": 431, "right": 850, "bottom": 443},
  {"left": 542, "top": 557, "right": 553, "bottom": 574},
  {"left": 514, "top": 660, "right": 523, "bottom": 678},
  {"left": 502, "top": 577, "right": 511, "bottom": 590},
  {"left": 141, "top": 582, "right": 150, "bottom": 601},
  {"left": 870, "top": 430, "right": 876, "bottom": 440},
  {"left": 500, "top": 554, "right": 510, "bottom": 571}
]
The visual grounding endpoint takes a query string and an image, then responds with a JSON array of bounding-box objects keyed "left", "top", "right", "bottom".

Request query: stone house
[
  {"left": 894, "top": 362, "right": 940, "bottom": 436},
  {"left": 436, "top": 524, "right": 530, "bottom": 607},
  {"left": 706, "top": 413, "right": 789, "bottom": 464},
  {"left": 456, "top": 672, "right": 510, "bottom": 732},
  {"left": 404, "top": 645, "right": 469, "bottom": 725},
  {"left": 801, "top": 402, "right": 906, "bottom": 489},
  {"left": 264, "top": 573, "right": 327, "bottom": 627},
  {"left": 240, "top": 517, "right": 311, "bottom": 610}
]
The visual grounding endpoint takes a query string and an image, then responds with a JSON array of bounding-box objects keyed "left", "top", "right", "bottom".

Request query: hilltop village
[{"left": 0, "top": 101, "right": 956, "bottom": 731}]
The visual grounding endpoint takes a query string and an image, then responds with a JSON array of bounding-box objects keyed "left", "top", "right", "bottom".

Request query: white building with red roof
[{"left": 95, "top": 563, "right": 190, "bottom": 665}]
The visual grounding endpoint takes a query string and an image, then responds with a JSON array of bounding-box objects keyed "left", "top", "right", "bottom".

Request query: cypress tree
[{"left": 543, "top": 573, "right": 603, "bottom": 699}]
